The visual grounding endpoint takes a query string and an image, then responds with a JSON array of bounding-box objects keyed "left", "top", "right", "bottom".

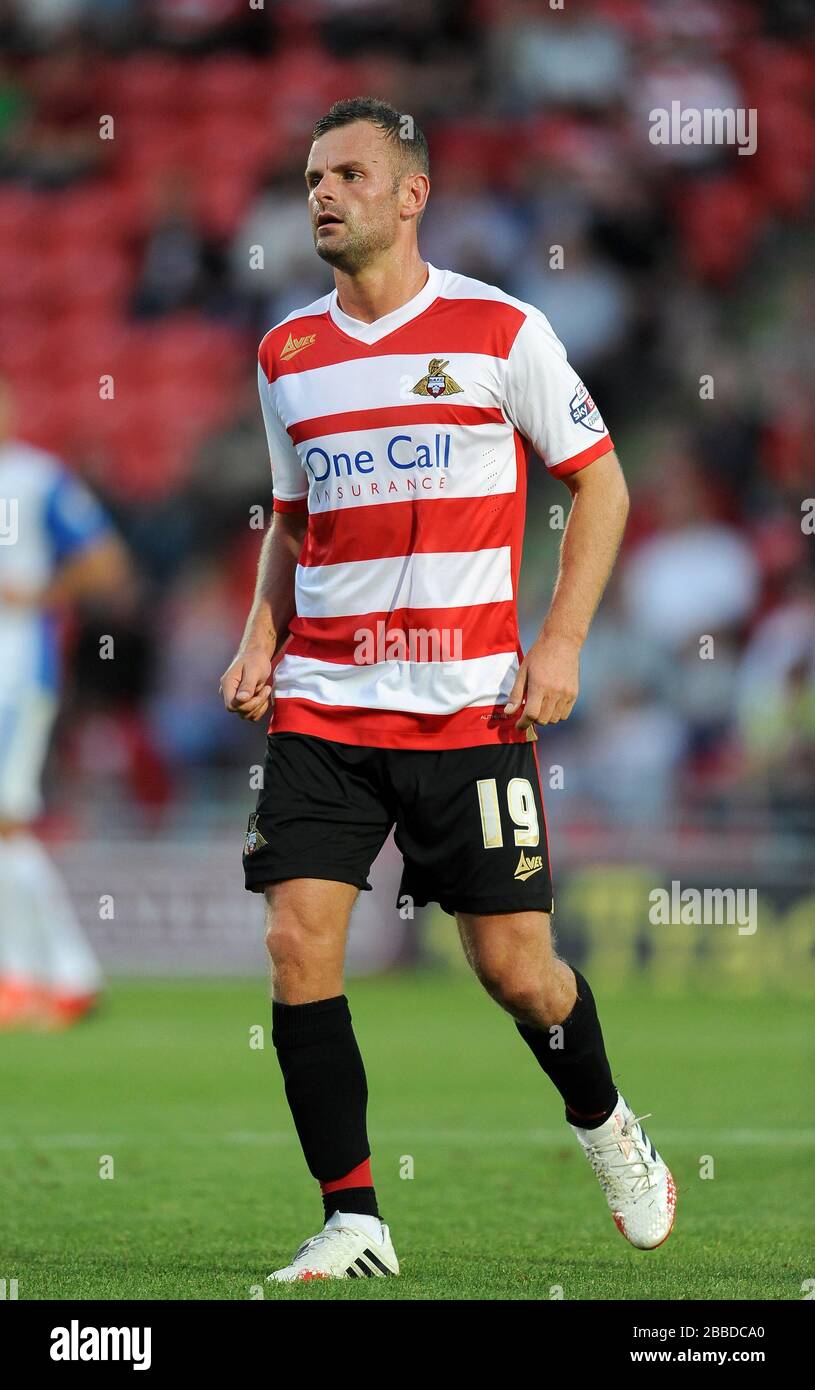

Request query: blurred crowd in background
[{"left": 1, "top": 0, "right": 813, "bottom": 840}]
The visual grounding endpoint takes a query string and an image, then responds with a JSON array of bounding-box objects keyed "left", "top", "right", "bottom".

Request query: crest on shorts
[
  {"left": 411, "top": 358, "right": 462, "bottom": 398},
  {"left": 244, "top": 812, "right": 268, "bottom": 856}
]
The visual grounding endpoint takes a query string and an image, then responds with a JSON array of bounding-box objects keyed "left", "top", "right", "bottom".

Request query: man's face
[{"left": 306, "top": 121, "right": 405, "bottom": 272}]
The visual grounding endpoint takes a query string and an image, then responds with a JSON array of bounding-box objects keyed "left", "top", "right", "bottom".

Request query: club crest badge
[
  {"left": 411, "top": 358, "right": 463, "bottom": 398},
  {"left": 244, "top": 812, "right": 268, "bottom": 857}
]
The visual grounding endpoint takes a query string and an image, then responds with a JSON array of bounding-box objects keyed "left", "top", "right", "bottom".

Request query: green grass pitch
[{"left": 1, "top": 973, "right": 812, "bottom": 1300}]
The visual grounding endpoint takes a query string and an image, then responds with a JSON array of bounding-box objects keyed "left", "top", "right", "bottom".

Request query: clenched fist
[
  {"left": 503, "top": 634, "right": 581, "bottom": 729},
  {"left": 220, "top": 647, "right": 274, "bottom": 722}
]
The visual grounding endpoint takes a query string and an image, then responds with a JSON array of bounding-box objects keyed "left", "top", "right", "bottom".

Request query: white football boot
[
  {"left": 267, "top": 1211, "right": 400, "bottom": 1283},
  {"left": 570, "top": 1093, "right": 676, "bottom": 1249}
]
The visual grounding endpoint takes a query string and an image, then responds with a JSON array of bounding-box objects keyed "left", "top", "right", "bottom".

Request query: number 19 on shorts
[{"left": 476, "top": 777, "right": 540, "bottom": 849}]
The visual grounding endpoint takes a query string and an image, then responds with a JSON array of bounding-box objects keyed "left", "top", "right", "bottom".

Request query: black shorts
[{"left": 242, "top": 732, "right": 553, "bottom": 917}]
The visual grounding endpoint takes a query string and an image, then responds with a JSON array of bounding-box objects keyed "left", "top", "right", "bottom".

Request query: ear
[{"left": 400, "top": 171, "right": 430, "bottom": 221}]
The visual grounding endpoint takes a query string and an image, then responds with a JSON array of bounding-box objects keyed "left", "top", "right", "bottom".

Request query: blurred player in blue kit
[{"left": 0, "top": 375, "right": 129, "bottom": 1028}]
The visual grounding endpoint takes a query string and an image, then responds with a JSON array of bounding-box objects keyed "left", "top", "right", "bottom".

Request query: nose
[{"left": 311, "top": 173, "right": 336, "bottom": 206}]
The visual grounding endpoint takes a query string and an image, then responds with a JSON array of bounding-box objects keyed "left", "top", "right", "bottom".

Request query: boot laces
[
  {"left": 292, "top": 1226, "right": 358, "bottom": 1265},
  {"left": 584, "top": 1112, "right": 658, "bottom": 1202}
]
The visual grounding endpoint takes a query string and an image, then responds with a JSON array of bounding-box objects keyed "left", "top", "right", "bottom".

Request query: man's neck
[{"left": 333, "top": 254, "right": 429, "bottom": 325}]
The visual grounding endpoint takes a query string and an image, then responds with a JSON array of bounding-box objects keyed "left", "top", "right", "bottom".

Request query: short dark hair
[{"left": 312, "top": 97, "right": 430, "bottom": 181}]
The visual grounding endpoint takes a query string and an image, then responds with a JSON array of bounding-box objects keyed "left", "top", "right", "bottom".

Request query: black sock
[
  {"left": 516, "top": 969, "right": 617, "bottom": 1129},
  {"left": 271, "top": 994, "right": 380, "bottom": 1218},
  {"left": 321, "top": 1188, "right": 378, "bottom": 1223}
]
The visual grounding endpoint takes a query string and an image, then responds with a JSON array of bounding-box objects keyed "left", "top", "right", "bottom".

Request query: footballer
[
  {"left": 0, "top": 374, "right": 129, "bottom": 1028},
  {"left": 220, "top": 98, "right": 676, "bottom": 1281}
]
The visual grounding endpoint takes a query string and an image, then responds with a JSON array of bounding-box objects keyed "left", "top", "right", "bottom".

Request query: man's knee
[
  {"left": 263, "top": 890, "right": 312, "bottom": 967},
  {"left": 463, "top": 914, "right": 567, "bottom": 1025},
  {"left": 262, "top": 880, "right": 355, "bottom": 1003},
  {"left": 476, "top": 958, "right": 561, "bottom": 1022}
]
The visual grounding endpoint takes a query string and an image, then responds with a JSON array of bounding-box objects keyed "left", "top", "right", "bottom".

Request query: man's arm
[
  {"left": 220, "top": 510, "right": 307, "bottom": 722},
  {"left": 0, "top": 535, "right": 131, "bottom": 610},
  {"left": 43, "top": 536, "right": 131, "bottom": 607},
  {"left": 504, "top": 449, "right": 629, "bottom": 729}
]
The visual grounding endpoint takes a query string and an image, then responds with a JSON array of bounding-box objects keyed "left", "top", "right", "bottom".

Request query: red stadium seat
[
  {"left": 106, "top": 54, "right": 190, "bottom": 118},
  {"left": 195, "top": 171, "right": 255, "bottom": 238},
  {"left": 0, "top": 248, "right": 51, "bottom": 312},
  {"left": 148, "top": 377, "right": 233, "bottom": 438},
  {"left": 40, "top": 382, "right": 105, "bottom": 444},
  {"left": 676, "top": 176, "right": 762, "bottom": 285},
  {"left": 737, "top": 39, "right": 815, "bottom": 108},
  {"left": 188, "top": 112, "right": 273, "bottom": 180},
  {"left": 192, "top": 56, "right": 267, "bottom": 116},
  {"left": 11, "top": 383, "right": 71, "bottom": 454},
  {"left": 749, "top": 101, "right": 815, "bottom": 218},
  {"left": 50, "top": 317, "right": 134, "bottom": 384},
  {"left": 136, "top": 318, "right": 244, "bottom": 386},
  {"left": 111, "top": 428, "right": 194, "bottom": 501},
  {"left": 0, "top": 188, "right": 43, "bottom": 252},
  {"left": 42, "top": 246, "right": 133, "bottom": 313},
  {"left": 261, "top": 48, "right": 353, "bottom": 130},
  {"left": 44, "top": 187, "right": 132, "bottom": 252},
  {"left": 0, "top": 318, "right": 54, "bottom": 378},
  {"left": 103, "top": 165, "right": 160, "bottom": 236},
  {"left": 118, "top": 119, "right": 198, "bottom": 178}
]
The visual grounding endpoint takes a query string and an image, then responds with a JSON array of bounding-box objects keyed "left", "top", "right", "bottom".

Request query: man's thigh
[
  {"left": 0, "top": 691, "right": 57, "bottom": 824},
  {"left": 456, "top": 908, "right": 555, "bottom": 976},
  {"left": 264, "top": 878, "right": 360, "bottom": 1003},
  {"left": 393, "top": 739, "right": 554, "bottom": 917},
  {"left": 242, "top": 732, "right": 394, "bottom": 896}
]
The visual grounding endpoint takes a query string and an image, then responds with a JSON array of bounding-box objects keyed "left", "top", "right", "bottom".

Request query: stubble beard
[{"left": 313, "top": 210, "right": 397, "bottom": 273}]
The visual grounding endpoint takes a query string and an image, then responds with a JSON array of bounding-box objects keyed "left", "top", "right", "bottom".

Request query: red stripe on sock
[
  {"left": 567, "top": 1105, "right": 613, "bottom": 1122},
  {"left": 319, "top": 1158, "right": 373, "bottom": 1195}
]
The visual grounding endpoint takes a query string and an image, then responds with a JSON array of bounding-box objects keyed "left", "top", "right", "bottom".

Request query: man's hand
[
  {"left": 220, "top": 646, "right": 274, "bottom": 722},
  {"left": 0, "top": 584, "right": 41, "bottom": 609},
  {"left": 503, "top": 633, "right": 581, "bottom": 730}
]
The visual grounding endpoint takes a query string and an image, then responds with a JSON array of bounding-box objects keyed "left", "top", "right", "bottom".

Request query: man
[
  {"left": 0, "top": 375, "right": 129, "bottom": 1028},
  {"left": 221, "top": 98, "right": 675, "bottom": 1281}
]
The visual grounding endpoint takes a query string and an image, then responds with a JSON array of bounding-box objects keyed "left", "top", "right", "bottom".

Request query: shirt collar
[{"left": 328, "top": 263, "right": 442, "bottom": 343}]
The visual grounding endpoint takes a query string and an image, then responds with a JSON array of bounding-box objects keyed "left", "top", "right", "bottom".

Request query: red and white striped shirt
[{"left": 257, "top": 263, "right": 614, "bottom": 750}]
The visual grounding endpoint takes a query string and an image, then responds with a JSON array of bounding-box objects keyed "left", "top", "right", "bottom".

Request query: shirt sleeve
[
  {"left": 502, "top": 308, "right": 614, "bottom": 478},
  {"left": 257, "top": 358, "right": 309, "bottom": 513},
  {"left": 44, "top": 470, "right": 111, "bottom": 564}
]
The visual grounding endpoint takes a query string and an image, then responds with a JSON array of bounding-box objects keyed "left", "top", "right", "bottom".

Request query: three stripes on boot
[{"left": 346, "top": 1248, "right": 391, "bottom": 1278}]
